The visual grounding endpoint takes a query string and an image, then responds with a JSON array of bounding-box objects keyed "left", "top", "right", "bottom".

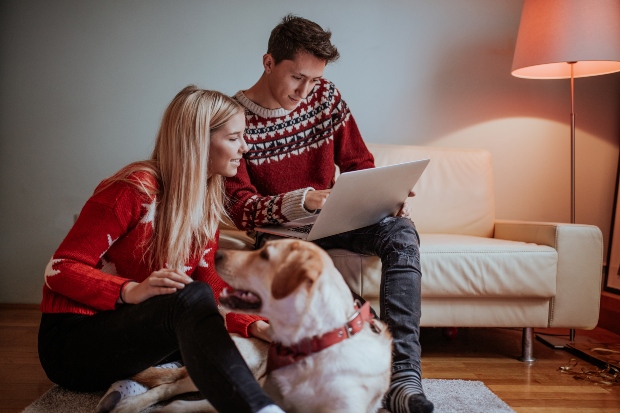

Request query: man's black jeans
[
  {"left": 258, "top": 216, "right": 424, "bottom": 375},
  {"left": 314, "top": 216, "right": 423, "bottom": 375}
]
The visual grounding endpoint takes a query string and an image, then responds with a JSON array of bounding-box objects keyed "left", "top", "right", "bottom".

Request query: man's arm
[
  {"left": 330, "top": 92, "right": 375, "bottom": 173},
  {"left": 331, "top": 92, "right": 422, "bottom": 216},
  {"left": 225, "top": 160, "right": 316, "bottom": 231}
]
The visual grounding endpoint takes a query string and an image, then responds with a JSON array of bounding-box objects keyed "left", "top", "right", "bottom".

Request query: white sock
[
  {"left": 256, "top": 404, "right": 286, "bottom": 413},
  {"left": 95, "top": 362, "right": 182, "bottom": 413},
  {"left": 155, "top": 361, "right": 183, "bottom": 369}
]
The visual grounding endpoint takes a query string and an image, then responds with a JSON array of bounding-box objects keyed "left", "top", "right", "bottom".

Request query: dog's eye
[{"left": 260, "top": 248, "right": 270, "bottom": 260}]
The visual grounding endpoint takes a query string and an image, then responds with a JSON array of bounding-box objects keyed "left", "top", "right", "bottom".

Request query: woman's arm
[
  {"left": 45, "top": 182, "right": 145, "bottom": 310},
  {"left": 224, "top": 160, "right": 317, "bottom": 231}
]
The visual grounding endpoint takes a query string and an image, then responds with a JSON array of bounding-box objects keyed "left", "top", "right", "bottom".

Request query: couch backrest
[{"left": 367, "top": 143, "right": 495, "bottom": 237}]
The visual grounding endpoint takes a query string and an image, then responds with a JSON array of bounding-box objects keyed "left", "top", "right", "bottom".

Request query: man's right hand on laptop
[{"left": 304, "top": 189, "right": 331, "bottom": 212}]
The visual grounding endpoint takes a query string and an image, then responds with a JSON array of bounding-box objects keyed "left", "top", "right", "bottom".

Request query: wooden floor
[{"left": 1, "top": 304, "right": 619, "bottom": 413}]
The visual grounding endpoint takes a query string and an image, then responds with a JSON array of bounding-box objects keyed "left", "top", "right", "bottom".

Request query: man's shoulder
[
  {"left": 306, "top": 78, "right": 348, "bottom": 112},
  {"left": 317, "top": 77, "right": 335, "bottom": 88},
  {"left": 315, "top": 78, "right": 339, "bottom": 97}
]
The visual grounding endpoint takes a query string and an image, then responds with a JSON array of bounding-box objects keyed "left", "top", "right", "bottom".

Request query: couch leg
[{"left": 518, "top": 327, "right": 536, "bottom": 362}]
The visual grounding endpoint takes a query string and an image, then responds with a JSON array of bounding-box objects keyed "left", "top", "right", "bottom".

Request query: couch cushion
[
  {"left": 420, "top": 234, "right": 557, "bottom": 297},
  {"left": 367, "top": 143, "right": 495, "bottom": 237},
  {"left": 328, "top": 233, "right": 557, "bottom": 300}
]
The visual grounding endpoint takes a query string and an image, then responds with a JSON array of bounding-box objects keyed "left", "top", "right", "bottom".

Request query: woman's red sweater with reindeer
[{"left": 40, "top": 173, "right": 262, "bottom": 337}]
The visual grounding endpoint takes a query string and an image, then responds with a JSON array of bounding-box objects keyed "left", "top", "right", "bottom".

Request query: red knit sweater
[
  {"left": 40, "top": 172, "right": 262, "bottom": 337},
  {"left": 226, "top": 79, "right": 375, "bottom": 230}
]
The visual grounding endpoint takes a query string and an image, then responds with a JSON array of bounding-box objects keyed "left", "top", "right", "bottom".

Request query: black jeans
[
  {"left": 38, "top": 281, "right": 272, "bottom": 413},
  {"left": 314, "top": 216, "right": 423, "bottom": 374},
  {"left": 258, "top": 216, "right": 423, "bottom": 375}
]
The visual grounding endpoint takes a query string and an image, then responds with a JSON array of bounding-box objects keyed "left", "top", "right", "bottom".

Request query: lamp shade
[{"left": 512, "top": 0, "right": 620, "bottom": 79}]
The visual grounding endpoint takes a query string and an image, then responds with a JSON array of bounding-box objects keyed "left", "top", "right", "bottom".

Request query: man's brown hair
[{"left": 267, "top": 14, "right": 340, "bottom": 64}]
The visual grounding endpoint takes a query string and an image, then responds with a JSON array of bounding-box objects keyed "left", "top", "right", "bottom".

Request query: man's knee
[
  {"left": 381, "top": 216, "right": 417, "bottom": 234},
  {"left": 378, "top": 217, "right": 420, "bottom": 252}
]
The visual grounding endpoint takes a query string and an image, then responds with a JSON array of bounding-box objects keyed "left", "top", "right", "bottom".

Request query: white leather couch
[{"left": 220, "top": 143, "right": 603, "bottom": 361}]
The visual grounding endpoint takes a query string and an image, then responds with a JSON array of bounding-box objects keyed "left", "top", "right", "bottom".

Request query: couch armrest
[{"left": 494, "top": 219, "right": 603, "bottom": 329}]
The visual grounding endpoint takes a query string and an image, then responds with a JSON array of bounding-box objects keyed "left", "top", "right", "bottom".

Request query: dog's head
[
  {"left": 217, "top": 239, "right": 359, "bottom": 343},
  {"left": 215, "top": 239, "right": 331, "bottom": 315}
]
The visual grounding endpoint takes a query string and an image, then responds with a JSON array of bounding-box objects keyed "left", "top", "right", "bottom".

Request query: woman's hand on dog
[
  {"left": 248, "top": 320, "right": 272, "bottom": 342},
  {"left": 121, "top": 269, "right": 193, "bottom": 304}
]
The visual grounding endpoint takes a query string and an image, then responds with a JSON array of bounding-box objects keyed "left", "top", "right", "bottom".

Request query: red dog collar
[{"left": 267, "top": 301, "right": 375, "bottom": 373}]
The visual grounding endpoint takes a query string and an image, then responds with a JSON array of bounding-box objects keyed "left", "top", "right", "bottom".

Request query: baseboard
[
  {"left": 0, "top": 303, "right": 39, "bottom": 310},
  {"left": 598, "top": 292, "right": 620, "bottom": 335}
]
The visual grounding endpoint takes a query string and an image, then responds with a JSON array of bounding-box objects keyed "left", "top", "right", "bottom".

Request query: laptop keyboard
[{"left": 289, "top": 224, "right": 313, "bottom": 234}]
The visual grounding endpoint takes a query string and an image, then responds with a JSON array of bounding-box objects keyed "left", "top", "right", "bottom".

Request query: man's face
[{"left": 264, "top": 51, "right": 326, "bottom": 110}]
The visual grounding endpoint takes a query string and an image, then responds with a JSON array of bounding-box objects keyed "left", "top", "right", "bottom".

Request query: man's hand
[
  {"left": 121, "top": 269, "right": 193, "bottom": 304},
  {"left": 304, "top": 189, "right": 331, "bottom": 212},
  {"left": 395, "top": 190, "right": 416, "bottom": 218},
  {"left": 248, "top": 320, "right": 272, "bottom": 342}
]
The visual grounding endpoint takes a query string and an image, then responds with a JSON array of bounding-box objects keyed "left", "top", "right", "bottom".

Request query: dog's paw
[{"left": 152, "top": 399, "right": 217, "bottom": 413}]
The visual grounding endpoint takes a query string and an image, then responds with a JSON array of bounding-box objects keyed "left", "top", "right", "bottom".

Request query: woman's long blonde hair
[{"left": 101, "top": 85, "right": 243, "bottom": 271}]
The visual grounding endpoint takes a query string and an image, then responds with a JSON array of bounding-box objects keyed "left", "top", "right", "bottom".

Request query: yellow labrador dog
[{"left": 102, "top": 239, "right": 392, "bottom": 413}]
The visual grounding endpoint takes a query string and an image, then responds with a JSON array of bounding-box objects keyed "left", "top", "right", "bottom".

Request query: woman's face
[{"left": 208, "top": 112, "right": 248, "bottom": 178}]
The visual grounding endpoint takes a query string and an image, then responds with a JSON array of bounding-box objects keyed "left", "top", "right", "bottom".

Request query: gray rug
[{"left": 22, "top": 379, "right": 515, "bottom": 413}]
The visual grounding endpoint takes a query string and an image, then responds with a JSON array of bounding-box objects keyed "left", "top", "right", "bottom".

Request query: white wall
[{"left": 1, "top": 0, "right": 619, "bottom": 304}]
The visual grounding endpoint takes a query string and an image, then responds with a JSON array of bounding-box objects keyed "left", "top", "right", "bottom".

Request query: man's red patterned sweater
[
  {"left": 40, "top": 172, "right": 263, "bottom": 337},
  {"left": 226, "top": 78, "right": 375, "bottom": 230}
]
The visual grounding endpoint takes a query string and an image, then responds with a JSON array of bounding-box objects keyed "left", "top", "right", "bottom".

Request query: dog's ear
[{"left": 271, "top": 245, "right": 323, "bottom": 300}]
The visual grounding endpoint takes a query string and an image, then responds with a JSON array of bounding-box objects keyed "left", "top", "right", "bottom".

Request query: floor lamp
[{"left": 511, "top": 0, "right": 620, "bottom": 349}]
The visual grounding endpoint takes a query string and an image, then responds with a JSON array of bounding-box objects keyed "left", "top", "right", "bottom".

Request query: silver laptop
[{"left": 255, "top": 159, "right": 430, "bottom": 241}]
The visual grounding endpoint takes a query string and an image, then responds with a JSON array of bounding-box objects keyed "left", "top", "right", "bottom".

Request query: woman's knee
[{"left": 175, "top": 281, "right": 219, "bottom": 315}]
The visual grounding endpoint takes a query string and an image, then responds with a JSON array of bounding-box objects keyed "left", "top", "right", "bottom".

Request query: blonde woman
[{"left": 37, "top": 86, "right": 282, "bottom": 413}]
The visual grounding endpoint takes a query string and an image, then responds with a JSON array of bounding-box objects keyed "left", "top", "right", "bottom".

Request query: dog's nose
[{"left": 215, "top": 250, "right": 225, "bottom": 262}]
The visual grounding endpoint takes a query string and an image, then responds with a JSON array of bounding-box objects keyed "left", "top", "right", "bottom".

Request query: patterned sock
[
  {"left": 385, "top": 370, "right": 434, "bottom": 413},
  {"left": 95, "top": 362, "right": 182, "bottom": 413}
]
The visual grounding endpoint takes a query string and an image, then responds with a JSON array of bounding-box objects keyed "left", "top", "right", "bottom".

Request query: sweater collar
[{"left": 234, "top": 90, "right": 291, "bottom": 119}]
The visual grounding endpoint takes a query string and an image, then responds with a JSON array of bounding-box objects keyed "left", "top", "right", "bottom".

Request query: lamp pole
[
  {"left": 569, "top": 62, "right": 576, "bottom": 342},
  {"left": 570, "top": 62, "right": 575, "bottom": 225}
]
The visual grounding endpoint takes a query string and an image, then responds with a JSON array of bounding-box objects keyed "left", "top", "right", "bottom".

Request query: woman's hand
[
  {"left": 248, "top": 320, "right": 272, "bottom": 342},
  {"left": 304, "top": 189, "right": 331, "bottom": 211},
  {"left": 121, "top": 269, "right": 193, "bottom": 304}
]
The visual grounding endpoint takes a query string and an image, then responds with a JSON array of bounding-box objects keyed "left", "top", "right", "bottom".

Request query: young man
[{"left": 225, "top": 15, "right": 434, "bottom": 413}]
